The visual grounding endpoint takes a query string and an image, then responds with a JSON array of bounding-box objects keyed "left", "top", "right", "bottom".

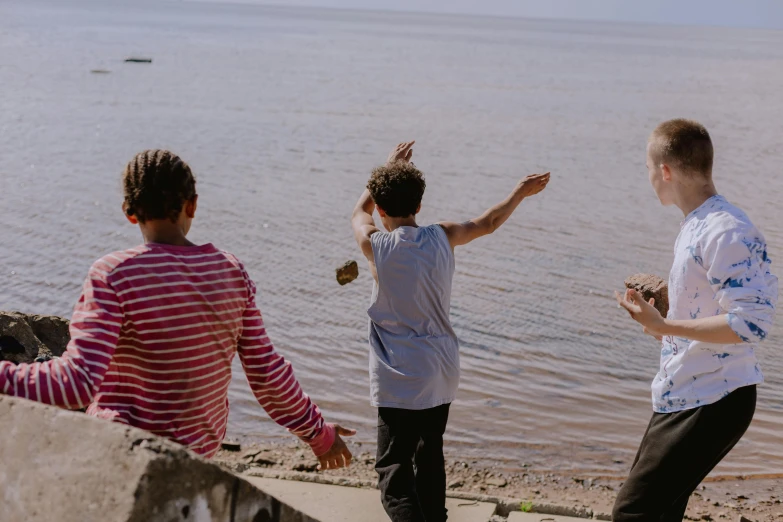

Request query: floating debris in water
[
  {"left": 90, "top": 69, "right": 111, "bottom": 74},
  {"left": 336, "top": 260, "right": 359, "bottom": 286},
  {"left": 125, "top": 57, "right": 152, "bottom": 63}
]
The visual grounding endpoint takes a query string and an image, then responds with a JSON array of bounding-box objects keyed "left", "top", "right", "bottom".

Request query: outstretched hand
[
  {"left": 615, "top": 288, "right": 665, "bottom": 340},
  {"left": 386, "top": 141, "right": 415, "bottom": 165},
  {"left": 517, "top": 172, "right": 551, "bottom": 198},
  {"left": 317, "top": 424, "right": 357, "bottom": 471}
]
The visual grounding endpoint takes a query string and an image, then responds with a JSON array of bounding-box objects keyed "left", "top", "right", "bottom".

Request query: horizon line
[{"left": 181, "top": 0, "right": 783, "bottom": 33}]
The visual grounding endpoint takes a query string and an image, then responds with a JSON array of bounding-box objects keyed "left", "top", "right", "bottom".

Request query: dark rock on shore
[
  {"left": 624, "top": 274, "right": 669, "bottom": 317},
  {"left": 0, "top": 312, "right": 70, "bottom": 363},
  {"left": 0, "top": 395, "right": 315, "bottom": 522}
]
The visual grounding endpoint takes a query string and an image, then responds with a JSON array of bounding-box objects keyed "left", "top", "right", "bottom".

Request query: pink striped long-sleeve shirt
[{"left": 0, "top": 243, "right": 335, "bottom": 458}]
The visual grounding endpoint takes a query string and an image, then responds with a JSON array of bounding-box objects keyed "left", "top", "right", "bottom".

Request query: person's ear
[
  {"left": 123, "top": 202, "right": 139, "bottom": 225},
  {"left": 661, "top": 163, "right": 673, "bottom": 182},
  {"left": 415, "top": 204, "right": 421, "bottom": 215},
  {"left": 185, "top": 195, "right": 198, "bottom": 219},
  {"left": 376, "top": 205, "right": 387, "bottom": 218}
]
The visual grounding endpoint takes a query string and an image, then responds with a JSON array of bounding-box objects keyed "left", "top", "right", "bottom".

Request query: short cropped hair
[
  {"left": 367, "top": 161, "right": 426, "bottom": 218},
  {"left": 649, "top": 119, "right": 713, "bottom": 176},
  {"left": 122, "top": 150, "right": 197, "bottom": 223}
]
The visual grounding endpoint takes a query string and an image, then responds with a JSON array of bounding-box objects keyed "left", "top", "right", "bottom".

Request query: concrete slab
[
  {"left": 0, "top": 395, "right": 310, "bottom": 522},
  {"left": 247, "top": 477, "right": 497, "bottom": 522},
  {"left": 508, "top": 512, "right": 589, "bottom": 522}
]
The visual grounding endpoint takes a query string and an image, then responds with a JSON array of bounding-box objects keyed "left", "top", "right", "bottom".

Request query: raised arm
[
  {"left": 439, "top": 172, "right": 550, "bottom": 248},
  {"left": 351, "top": 141, "right": 416, "bottom": 264},
  {"left": 0, "top": 261, "right": 122, "bottom": 408},
  {"left": 236, "top": 268, "right": 354, "bottom": 469},
  {"left": 351, "top": 189, "right": 380, "bottom": 263}
]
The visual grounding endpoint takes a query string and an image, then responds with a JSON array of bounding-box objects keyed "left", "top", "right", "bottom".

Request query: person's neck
[
  {"left": 139, "top": 221, "right": 195, "bottom": 247},
  {"left": 675, "top": 180, "right": 718, "bottom": 217},
  {"left": 385, "top": 215, "right": 418, "bottom": 232}
]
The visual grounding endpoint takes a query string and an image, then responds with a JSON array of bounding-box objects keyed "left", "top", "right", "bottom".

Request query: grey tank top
[{"left": 368, "top": 224, "right": 459, "bottom": 410}]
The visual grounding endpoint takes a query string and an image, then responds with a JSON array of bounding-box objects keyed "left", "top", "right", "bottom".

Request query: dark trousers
[
  {"left": 613, "top": 385, "right": 756, "bottom": 522},
  {"left": 375, "top": 404, "right": 451, "bottom": 522}
]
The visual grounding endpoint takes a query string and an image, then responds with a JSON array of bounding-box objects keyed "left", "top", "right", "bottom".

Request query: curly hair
[
  {"left": 367, "top": 161, "right": 426, "bottom": 218},
  {"left": 122, "top": 150, "right": 196, "bottom": 223}
]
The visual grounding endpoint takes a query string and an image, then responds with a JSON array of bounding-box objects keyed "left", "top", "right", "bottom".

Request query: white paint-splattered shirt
[{"left": 653, "top": 195, "right": 778, "bottom": 413}]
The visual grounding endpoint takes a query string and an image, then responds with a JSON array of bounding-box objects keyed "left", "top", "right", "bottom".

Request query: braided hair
[{"left": 122, "top": 150, "right": 196, "bottom": 223}]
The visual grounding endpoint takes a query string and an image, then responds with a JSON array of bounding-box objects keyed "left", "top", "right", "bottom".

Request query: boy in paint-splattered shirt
[
  {"left": 653, "top": 194, "right": 777, "bottom": 413},
  {"left": 613, "top": 119, "right": 777, "bottom": 521}
]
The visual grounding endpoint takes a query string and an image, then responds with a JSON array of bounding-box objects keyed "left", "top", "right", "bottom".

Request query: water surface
[{"left": 2, "top": 0, "right": 782, "bottom": 476}]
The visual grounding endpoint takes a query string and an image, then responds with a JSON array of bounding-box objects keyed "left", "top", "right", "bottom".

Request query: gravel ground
[{"left": 214, "top": 440, "right": 783, "bottom": 520}]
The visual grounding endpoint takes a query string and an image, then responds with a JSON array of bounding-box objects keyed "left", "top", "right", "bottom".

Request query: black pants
[
  {"left": 613, "top": 385, "right": 756, "bottom": 522},
  {"left": 375, "top": 404, "right": 451, "bottom": 522}
]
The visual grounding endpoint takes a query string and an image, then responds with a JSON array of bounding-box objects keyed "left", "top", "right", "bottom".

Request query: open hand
[
  {"left": 317, "top": 424, "right": 356, "bottom": 471},
  {"left": 386, "top": 141, "right": 415, "bottom": 165},
  {"left": 517, "top": 172, "right": 550, "bottom": 198},
  {"left": 615, "top": 288, "right": 666, "bottom": 339}
]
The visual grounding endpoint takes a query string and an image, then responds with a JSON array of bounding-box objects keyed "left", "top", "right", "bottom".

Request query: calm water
[{"left": 2, "top": 0, "right": 782, "bottom": 477}]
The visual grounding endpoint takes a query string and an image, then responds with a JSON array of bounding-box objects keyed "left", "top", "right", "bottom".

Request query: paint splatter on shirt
[{"left": 652, "top": 195, "right": 778, "bottom": 413}]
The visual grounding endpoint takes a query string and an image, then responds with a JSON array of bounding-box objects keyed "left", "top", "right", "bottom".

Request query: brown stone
[
  {"left": 0, "top": 311, "right": 70, "bottom": 364},
  {"left": 624, "top": 274, "right": 669, "bottom": 317},
  {"left": 336, "top": 260, "right": 359, "bottom": 286}
]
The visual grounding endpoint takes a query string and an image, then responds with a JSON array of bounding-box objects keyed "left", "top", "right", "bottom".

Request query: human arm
[
  {"left": 236, "top": 270, "right": 355, "bottom": 469},
  {"left": 350, "top": 141, "right": 416, "bottom": 262},
  {"left": 0, "top": 262, "right": 122, "bottom": 407},
  {"left": 351, "top": 189, "right": 380, "bottom": 263},
  {"left": 439, "top": 172, "right": 550, "bottom": 248},
  {"left": 616, "top": 229, "right": 777, "bottom": 344},
  {"left": 616, "top": 289, "right": 746, "bottom": 344}
]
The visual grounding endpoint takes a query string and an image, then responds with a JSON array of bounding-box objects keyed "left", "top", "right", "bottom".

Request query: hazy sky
[{"left": 232, "top": 0, "right": 783, "bottom": 30}]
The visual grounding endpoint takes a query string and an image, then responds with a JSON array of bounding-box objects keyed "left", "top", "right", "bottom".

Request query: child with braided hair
[{"left": 0, "top": 150, "right": 354, "bottom": 469}]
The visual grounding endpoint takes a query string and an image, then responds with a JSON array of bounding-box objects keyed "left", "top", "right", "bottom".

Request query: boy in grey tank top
[{"left": 352, "top": 141, "right": 550, "bottom": 522}]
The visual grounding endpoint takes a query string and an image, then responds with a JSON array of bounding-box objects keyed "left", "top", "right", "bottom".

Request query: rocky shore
[
  {"left": 0, "top": 311, "right": 69, "bottom": 363},
  {"left": 2, "top": 310, "right": 780, "bottom": 520},
  {"left": 214, "top": 440, "right": 783, "bottom": 521}
]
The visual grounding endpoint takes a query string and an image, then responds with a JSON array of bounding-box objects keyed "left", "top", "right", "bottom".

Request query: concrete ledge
[
  {"left": 246, "top": 476, "right": 497, "bottom": 522},
  {"left": 244, "top": 468, "right": 599, "bottom": 519},
  {"left": 0, "top": 395, "right": 319, "bottom": 522}
]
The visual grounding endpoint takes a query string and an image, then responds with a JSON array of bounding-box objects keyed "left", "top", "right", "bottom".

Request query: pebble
[
  {"left": 221, "top": 440, "right": 241, "bottom": 452},
  {"left": 486, "top": 477, "right": 507, "bottom": 488},
  {"left": 242, "top": 449, "right": 262, "bottom": 460},
  {"left": 447, "top": 479, "right": 464, "bottom": 489},
  {"left": 291, "top": 462, "right": 318, "bottom": 472},
  {"left": 252, "top": 455, "right": 278, "bottom": 467}
]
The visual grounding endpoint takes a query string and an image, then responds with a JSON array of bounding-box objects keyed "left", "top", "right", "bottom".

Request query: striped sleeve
[
  {"left": 235, "top": 265, "right": 335, "bottom": 456},
  {"left": 0, "top": 261, "right": 122, "bottom": 408}
]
